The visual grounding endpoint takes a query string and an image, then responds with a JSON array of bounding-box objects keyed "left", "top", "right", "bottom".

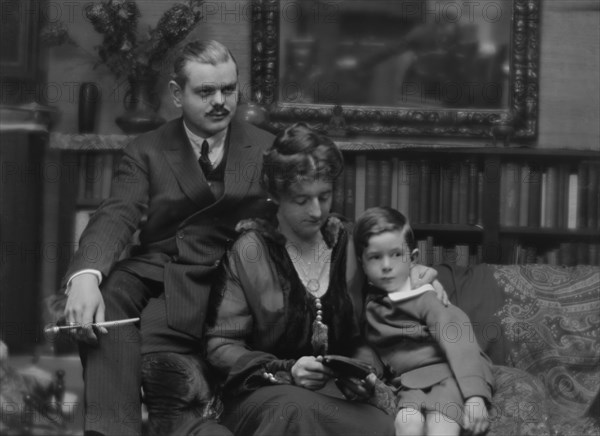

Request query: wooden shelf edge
[
  {"left": 412, "top": 224, "right": 484, "bottom": 233},
  {"left": 49, "top": 132, "right": 135, "bottom": 150},
  {"left": 500, "top": 227, "right": 600, "bottom": 237}
]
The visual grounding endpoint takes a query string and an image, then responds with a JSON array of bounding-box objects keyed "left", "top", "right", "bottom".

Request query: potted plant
[{"left": 84, "top": 0, "right": 205, "bottom": 133}]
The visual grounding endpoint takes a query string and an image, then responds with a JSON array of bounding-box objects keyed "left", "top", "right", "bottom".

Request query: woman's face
[{"left": 276, "top": 178, "right": 333, "bottom": 242}]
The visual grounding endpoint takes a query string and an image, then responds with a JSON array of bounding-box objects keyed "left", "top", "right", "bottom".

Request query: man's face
[{"left": 170, "top": 58, "right": 238, "bottom": 137}]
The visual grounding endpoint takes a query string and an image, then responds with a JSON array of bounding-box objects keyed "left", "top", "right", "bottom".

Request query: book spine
[
  {"left": 100, "top": 153, "right": 114, "bottom": 199},
  {"left": 429, "top": 161, "right": 441, "bottom": 224},
  {"left": 556, "top": 164, "right": 569, "bottom": 229},
  {"left": 587, "top": 163, "right": 599, "bottom": 229},
  {"left": 397, "top": 160, "right": 410, "bottom": 217},
  {"left": 467, "top": 160, "right": 478, "bottom": 225},
  {"left": 408, "top": 160, "right": 420, "bottom": 223},
  {"left": 417, "top": 239, "right": 429, "bottom": 266},
  {"left": 458, "top": 161, "right": 469, "bottom": 225},
  {"left": 390, "top": 157, "right": 399, "bottom": 210},
  {"left": 440, "top": 163, "right": 453, "bottom": 224},
  {"left": 343, "top": 154, "right": 356, "bottom": 221},
  {"left": 577, "top": 163, "right": 589, "bottom": 229},
  {"left": 518, "top": 163, "right": 530, "bottom": 227},
  {"left": 527, "top": 163, "right": 542, "bottom": 227},
  {"left": 77, "top": 153, "right": 87, "bottom": 202},
  {"left": 378, "top": 158, "right": 392, "bottom": 208},
  {"left": 91, "top": 153, "right": 104, "bottom": 200},
  {"left": 567, "top": 173, "right": 578, "bottom": 230},
  {"left": 365, "top": 157, "right": 379, "bottom": 209},
  {"left": 354, "top": 154, "right": 367, "bottom": 218},
  {"left": 455, "top": 244, "right": 469, "bottom": 267},
  {"left": 418, "top": 160, "right": 431, "bottom": 223},
  {"left": 544, "top": 166, "right": 558, "bottom": 228},
  {"left": 505, "top": 162, "right": 520, "bottom": 227},
  {"left": 450, "top": 162, "right": 460, "bottom": 224}
]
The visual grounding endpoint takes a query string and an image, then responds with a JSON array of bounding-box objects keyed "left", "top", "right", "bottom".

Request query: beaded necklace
[{"left": 286, "top": 241, "right": 332, "bottom": 355}]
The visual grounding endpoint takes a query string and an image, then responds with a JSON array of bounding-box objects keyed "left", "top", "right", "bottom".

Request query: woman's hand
[
  {"left": 335, "top": 376, "right": 372, "bottom": 401},
  {"left": 410, "top": 265, "right": 450, "bottom": 306},
  {"left": 291, "top": 356, "right": 334, "bottom": 390},
  {"left": 463, "top": 396, "right": 489, "bottom": 435}
]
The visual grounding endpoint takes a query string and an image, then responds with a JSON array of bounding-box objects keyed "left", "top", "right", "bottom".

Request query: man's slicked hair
[{"left": 172, "top": 40, "right": 238, "bottom": 87}]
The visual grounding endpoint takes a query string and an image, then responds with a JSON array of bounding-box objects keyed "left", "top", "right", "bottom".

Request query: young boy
[{"left": 354, "top": 207, "right": 494, "bottom": 436}]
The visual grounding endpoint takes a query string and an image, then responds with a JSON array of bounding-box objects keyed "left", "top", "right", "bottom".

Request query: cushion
[
  {"left": 493, "top": 265, "right": 600, "bottom": 417},
  {"left": 435, "top": 264, "right": 509, "bottom": 364},
  {"left": 141, "top": 352, "right": 222, "bottom": 436},
  {"left": 489, "top": 365, "right": 551, "bottom": 436}
]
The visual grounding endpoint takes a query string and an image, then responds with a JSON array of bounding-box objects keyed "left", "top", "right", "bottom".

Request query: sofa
[
  {"left": 140, "top": 263, "right": 600, "bottom": 435},
  {"left": 436, "top": 263, "right": 600, "bottom": 436},
  {"left": 6, "top": 264, "right": 596, "bottom": 435}
]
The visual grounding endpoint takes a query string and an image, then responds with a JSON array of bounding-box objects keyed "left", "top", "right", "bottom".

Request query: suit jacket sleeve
[
  {"left": 412, "top": 292, "right": 494, "bottom": 403},
  {"left": 62, "top": 140, "right": 150, "bottom": 286}
]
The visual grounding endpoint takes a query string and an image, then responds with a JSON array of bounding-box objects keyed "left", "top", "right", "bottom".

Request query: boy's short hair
[{"left": 353, "top": 207, "right": 416, "bottom": 258}]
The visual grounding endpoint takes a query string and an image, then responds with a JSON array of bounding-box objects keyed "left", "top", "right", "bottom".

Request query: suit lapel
[
  {"left": 162, "top": 118, "right": 214, "bottom": 207},
  {"left": 221, "top": 119, "right": 263, "bottom": 201}
]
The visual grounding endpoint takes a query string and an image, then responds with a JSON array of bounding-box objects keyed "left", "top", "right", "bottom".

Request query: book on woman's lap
[{"left": 322, "top": 355, "right": 374, "bottom": 380}]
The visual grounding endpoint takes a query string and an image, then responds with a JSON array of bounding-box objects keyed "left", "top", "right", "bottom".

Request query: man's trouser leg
[{"left": 79, "top": 269, "right": 162, "bottom": 436}]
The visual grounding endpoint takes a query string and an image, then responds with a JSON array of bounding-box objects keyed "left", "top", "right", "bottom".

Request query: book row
[
  {"left": 76, "top": 153, "right": 115, "bottom": 202},
  {"left": 415, "top": 237, "right": 482, "bottom": 267},
  {"left": 507, "top": 242, "right": 600, "bottom": 266},
  {"left": 332, "top": 155, "right": 483, "bottom": 226},
  {"left": 499, "top": 160, "right": 600, "bottom": 230}
]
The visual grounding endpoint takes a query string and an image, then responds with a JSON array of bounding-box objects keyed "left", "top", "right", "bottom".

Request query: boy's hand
[{"left": 463, "top": 396, "right": 489, "bottom": 435}]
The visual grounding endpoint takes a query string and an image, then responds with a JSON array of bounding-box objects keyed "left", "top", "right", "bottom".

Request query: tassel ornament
[{"left": 311, "top": 297, "right": 329, "bottom": 355}]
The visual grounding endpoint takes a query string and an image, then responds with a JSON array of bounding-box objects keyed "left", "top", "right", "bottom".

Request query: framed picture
[
  {"left": 251, "top": 0, "right": 540, "bottom": 140},
  {"left": 0, "top": 0, "right": 38, "bottom": 79}
]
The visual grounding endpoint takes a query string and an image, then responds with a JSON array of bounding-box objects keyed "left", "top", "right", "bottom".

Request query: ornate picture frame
[{"left": 250, "top": 0, "right": 540, "bottom": 140}]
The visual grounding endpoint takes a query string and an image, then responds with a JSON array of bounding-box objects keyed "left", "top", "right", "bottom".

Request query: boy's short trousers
[{"left": 396, "top": 375, "right": 464, "bottom": 424}]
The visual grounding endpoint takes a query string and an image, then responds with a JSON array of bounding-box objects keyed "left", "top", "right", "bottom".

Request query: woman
[{"left": 205, "top": 123, "right": 442, "bottom": 435}]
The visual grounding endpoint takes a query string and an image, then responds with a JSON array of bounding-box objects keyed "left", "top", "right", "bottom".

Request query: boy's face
[{"left": 361, "top": 229, "right": 416, "bottom": 293}]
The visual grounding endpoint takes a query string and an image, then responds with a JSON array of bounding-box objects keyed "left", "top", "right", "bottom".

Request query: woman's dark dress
[{"left": 206, "top": 217, "right": 395, "bottom": 435}]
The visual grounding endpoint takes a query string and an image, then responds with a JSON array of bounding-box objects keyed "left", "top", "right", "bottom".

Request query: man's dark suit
[{"left": 64, "top": 117, "right": 275, "bottom": 435}]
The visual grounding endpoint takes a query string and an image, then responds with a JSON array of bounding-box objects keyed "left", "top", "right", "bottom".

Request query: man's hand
[
  {"left": 463, "top": 396, "right": 489, "bottom": 435},
  {"left": 291, "top": 356, "right": 334, "bottom": 390},
  {"left": 63, "top": 273, "right": 108, "bottom": 343},
  {"left": 410, "top": 264, "right": 449, "bottom": 306}
]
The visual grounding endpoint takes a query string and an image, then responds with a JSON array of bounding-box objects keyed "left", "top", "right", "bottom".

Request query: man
[{"left": 62, "top": 40, "right": 275, "bottom": 436}]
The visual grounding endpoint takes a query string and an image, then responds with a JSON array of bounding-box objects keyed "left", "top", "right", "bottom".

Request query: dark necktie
[{"left": 199, "top": 140, "right": 212, "bottom": 174}]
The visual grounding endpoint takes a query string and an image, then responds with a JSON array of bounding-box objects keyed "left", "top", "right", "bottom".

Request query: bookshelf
[
  {"left": 333, "top": 142, "right": 600, "bottom": 266},
  {"left": 49, "top": 134, "right": 600, "bottom": 280}
]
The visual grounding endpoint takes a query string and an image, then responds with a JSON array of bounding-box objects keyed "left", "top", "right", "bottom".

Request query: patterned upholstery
[
  {"left": 490, "top": 264, "right": 600, "bottom": 435},
  {"left": 141, "top": 353, "right": 223, "bottom": 436}
]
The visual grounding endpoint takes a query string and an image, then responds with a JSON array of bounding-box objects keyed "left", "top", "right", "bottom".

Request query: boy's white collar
[{"left": 388, "top": 279, "right": 435, "bottom": 302}]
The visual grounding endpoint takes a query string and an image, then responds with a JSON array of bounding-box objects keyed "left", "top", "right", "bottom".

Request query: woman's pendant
[
  {"left": 306, "top": 279, "right": 320, "bottom": 293},
  {"left": 311, "top": 319, "right": 329, "bottom": 356}
]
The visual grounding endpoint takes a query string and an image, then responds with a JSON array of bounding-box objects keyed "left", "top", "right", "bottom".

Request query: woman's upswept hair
[
  {"left": 260, "top": 123, "right": 344, "bottom": 199},
  {"left": 353, "top": 207, "right": 416, "bottom": 258}
]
